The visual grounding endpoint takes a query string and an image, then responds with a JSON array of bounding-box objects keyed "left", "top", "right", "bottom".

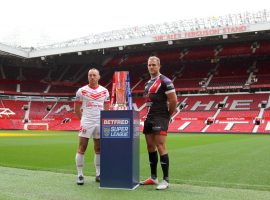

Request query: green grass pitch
[{"left": 0, "top": 130, "right": 270, "bottom": 200}]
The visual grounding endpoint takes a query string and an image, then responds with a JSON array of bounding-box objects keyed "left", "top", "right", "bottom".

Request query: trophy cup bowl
[
  {"left": 115, "top": 85, "right": 127, "bottom": 110},
  {"left": 111, "top": 71, "right": 132, "bottom": 110}
]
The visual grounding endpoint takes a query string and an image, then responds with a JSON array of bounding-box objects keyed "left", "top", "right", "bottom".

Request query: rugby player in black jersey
[{"left": 140, "top": 56, "right": 177, "bottom": 190}]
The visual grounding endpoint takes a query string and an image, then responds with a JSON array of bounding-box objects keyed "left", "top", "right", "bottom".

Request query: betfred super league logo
[{"left": 102, "top": 118, "right": 130, "bottom": 138}]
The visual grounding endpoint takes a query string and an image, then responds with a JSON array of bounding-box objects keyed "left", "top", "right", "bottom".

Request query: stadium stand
[
  {"left": 1, "top": 10, "right": 270, "bottom": 134},
  {"left": 2, "top": 95, "right": 270, "bottom": 134}
]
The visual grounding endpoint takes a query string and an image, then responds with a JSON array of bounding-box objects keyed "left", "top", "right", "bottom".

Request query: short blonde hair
[
  {"left": 148, "top": 56, "right": 160, "bottom": 66},
  {"left": 88, "top": 68, "right": 100, "bottom": 75}
]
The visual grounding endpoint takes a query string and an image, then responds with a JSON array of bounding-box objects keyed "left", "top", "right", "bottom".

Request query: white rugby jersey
[{"left": 75, "top": 84, "right": 110, "bottom": 126}]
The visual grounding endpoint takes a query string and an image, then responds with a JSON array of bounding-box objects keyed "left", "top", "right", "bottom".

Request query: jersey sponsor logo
[{"left": 86, "top": 102, "right": 103, "bottom": 109}]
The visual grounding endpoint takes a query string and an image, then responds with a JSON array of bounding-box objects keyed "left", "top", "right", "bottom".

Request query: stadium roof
[{"left": 0, "top": 9, "right": 270, "bottom": 59}]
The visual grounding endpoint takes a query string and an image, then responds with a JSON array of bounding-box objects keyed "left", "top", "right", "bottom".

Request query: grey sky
[{"left": 0, "top": 0, "right": 269, "bottom": 47}]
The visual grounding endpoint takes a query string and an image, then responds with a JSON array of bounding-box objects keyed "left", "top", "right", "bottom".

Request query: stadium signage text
[
  {"left": 102, "top": 118, "right": 130, "bottom": 138},
  {"left": 153, "top": 25, "right": 247, "bottom": 42},
  {"left": 102, "top": 119, "right": 129, "bottom": 125}
]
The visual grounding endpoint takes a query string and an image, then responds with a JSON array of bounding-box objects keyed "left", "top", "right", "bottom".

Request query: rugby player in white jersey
[{"left": 74, "top": 68, "right": 110, "bottom": 185}]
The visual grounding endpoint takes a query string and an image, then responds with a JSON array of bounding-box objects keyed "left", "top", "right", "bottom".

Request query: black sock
[
  {"left": 148, "top": 151, "right": 158, "bottom": 179},
  {"left": 160, "top": 154, "right": 169, "bottom": 182}
]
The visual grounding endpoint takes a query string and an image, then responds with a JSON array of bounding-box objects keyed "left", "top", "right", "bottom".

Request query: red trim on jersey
[
  {"left": 88, "top": 84, "right": 99, "bottom": 90},
  {"left": 81, "top": 89, "right": 108, "bottom": 100},
  {"left": 89, "top": 91, "right": 107, "bottom": 100},
  {"left": 160, "top": 131, "right": 167, "bottom": 136},
  {"left": 148, "top": 78, "right": 161, "bottom": 94}
]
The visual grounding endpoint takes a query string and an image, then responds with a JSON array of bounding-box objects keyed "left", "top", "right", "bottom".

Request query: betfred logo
[{"left": 102, "top": 119, "right": 129, "bottom": 125}]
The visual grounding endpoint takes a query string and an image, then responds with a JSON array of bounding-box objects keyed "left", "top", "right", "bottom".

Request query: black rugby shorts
[{"left": 143, "top": 117, "right": 170, "bottom": 135}]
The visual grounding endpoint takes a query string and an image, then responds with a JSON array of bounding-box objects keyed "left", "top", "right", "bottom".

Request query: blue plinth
[{"left": 100, "top": 110, "right": 140, "bottom": 190}]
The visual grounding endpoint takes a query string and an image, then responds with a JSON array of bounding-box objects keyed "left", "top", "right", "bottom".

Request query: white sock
[
  {"left": 94, "top": 153, "right": 100, "bottom": 176},
  {"left": 76, "top": 153, "right": 84, "bottom": 177}
]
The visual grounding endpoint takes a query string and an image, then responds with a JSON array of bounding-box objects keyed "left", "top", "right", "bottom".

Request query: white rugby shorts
[{"left": 78, "top": 124, "right": 100, "bottom": 139}]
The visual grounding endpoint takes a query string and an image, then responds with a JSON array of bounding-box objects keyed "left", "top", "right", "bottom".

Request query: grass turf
[
  {"left": 1, "top": 166, "right": 270, "bottom": 200},
  {"left": 0, "top": 130, "right": 270, "bottom": 199}
]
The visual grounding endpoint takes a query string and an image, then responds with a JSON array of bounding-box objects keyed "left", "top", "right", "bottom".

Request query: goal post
[{"left": 24, "top": 123, "right": 49, "bottom": 131}]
